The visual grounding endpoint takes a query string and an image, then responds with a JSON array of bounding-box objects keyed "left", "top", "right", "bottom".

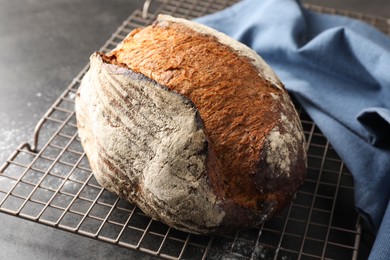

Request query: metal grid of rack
[{"left": 1, "top": 0, "right": 389, "bottom": 259}]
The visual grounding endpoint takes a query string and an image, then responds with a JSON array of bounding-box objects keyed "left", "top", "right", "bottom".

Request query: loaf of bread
[{"left": 75, "top": 15, "right": 307, "bottom": 234}]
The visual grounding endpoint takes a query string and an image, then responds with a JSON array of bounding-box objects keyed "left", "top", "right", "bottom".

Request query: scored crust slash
[{"left": 75, "top": 15, "right": 307, "bottom": 234}]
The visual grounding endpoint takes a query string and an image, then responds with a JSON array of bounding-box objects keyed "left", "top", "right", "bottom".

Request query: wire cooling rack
[{"left": 1, "top": 0, "right": 389, "bottom": 259}]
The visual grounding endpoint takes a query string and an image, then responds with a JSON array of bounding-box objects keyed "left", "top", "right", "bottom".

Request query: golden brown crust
[{"left": 106, "top": 20, "right": 286, "bottom": 208}]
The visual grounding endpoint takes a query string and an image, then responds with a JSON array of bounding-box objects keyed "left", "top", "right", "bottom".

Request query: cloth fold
[
  {"left": 195, "top": 0, "right": 390, "bottom": 259},
  {"left": 358, "top": 108, "right": 390, "bottom": 147}
]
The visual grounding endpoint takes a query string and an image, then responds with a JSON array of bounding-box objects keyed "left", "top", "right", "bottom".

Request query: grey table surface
[{"left": 0, "top": 0, "right": 388, "bottom": 259}]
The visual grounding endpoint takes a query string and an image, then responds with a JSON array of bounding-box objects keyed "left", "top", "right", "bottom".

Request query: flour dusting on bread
[{"left": 75, "top": 15, "right": 306, "bottom": 235}]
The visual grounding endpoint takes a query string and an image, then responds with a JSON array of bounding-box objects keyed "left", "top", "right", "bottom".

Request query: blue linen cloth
[{"left": 195, "top": 0, "right": 390, "bottom": 258}]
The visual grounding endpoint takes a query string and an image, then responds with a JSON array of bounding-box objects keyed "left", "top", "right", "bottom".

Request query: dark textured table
[
  {"left": 0, "top": 0, "right": 388, "bottom": 259},
  {"left": 0, "top": 0, "right": 157, "bottom": 259}
]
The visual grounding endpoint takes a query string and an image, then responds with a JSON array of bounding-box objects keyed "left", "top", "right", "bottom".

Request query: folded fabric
[{"left": 195, "top": 0, "right": 390, "bottom": 259}]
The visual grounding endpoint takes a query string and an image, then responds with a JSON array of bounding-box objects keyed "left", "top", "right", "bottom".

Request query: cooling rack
[{"left": 1, "top": 0, "right": 389, "bottom": 259}]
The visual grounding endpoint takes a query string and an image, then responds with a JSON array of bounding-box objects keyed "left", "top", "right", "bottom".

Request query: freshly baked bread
[{"left": 75, "top": 15, "right": 307, "bottom": 234}]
